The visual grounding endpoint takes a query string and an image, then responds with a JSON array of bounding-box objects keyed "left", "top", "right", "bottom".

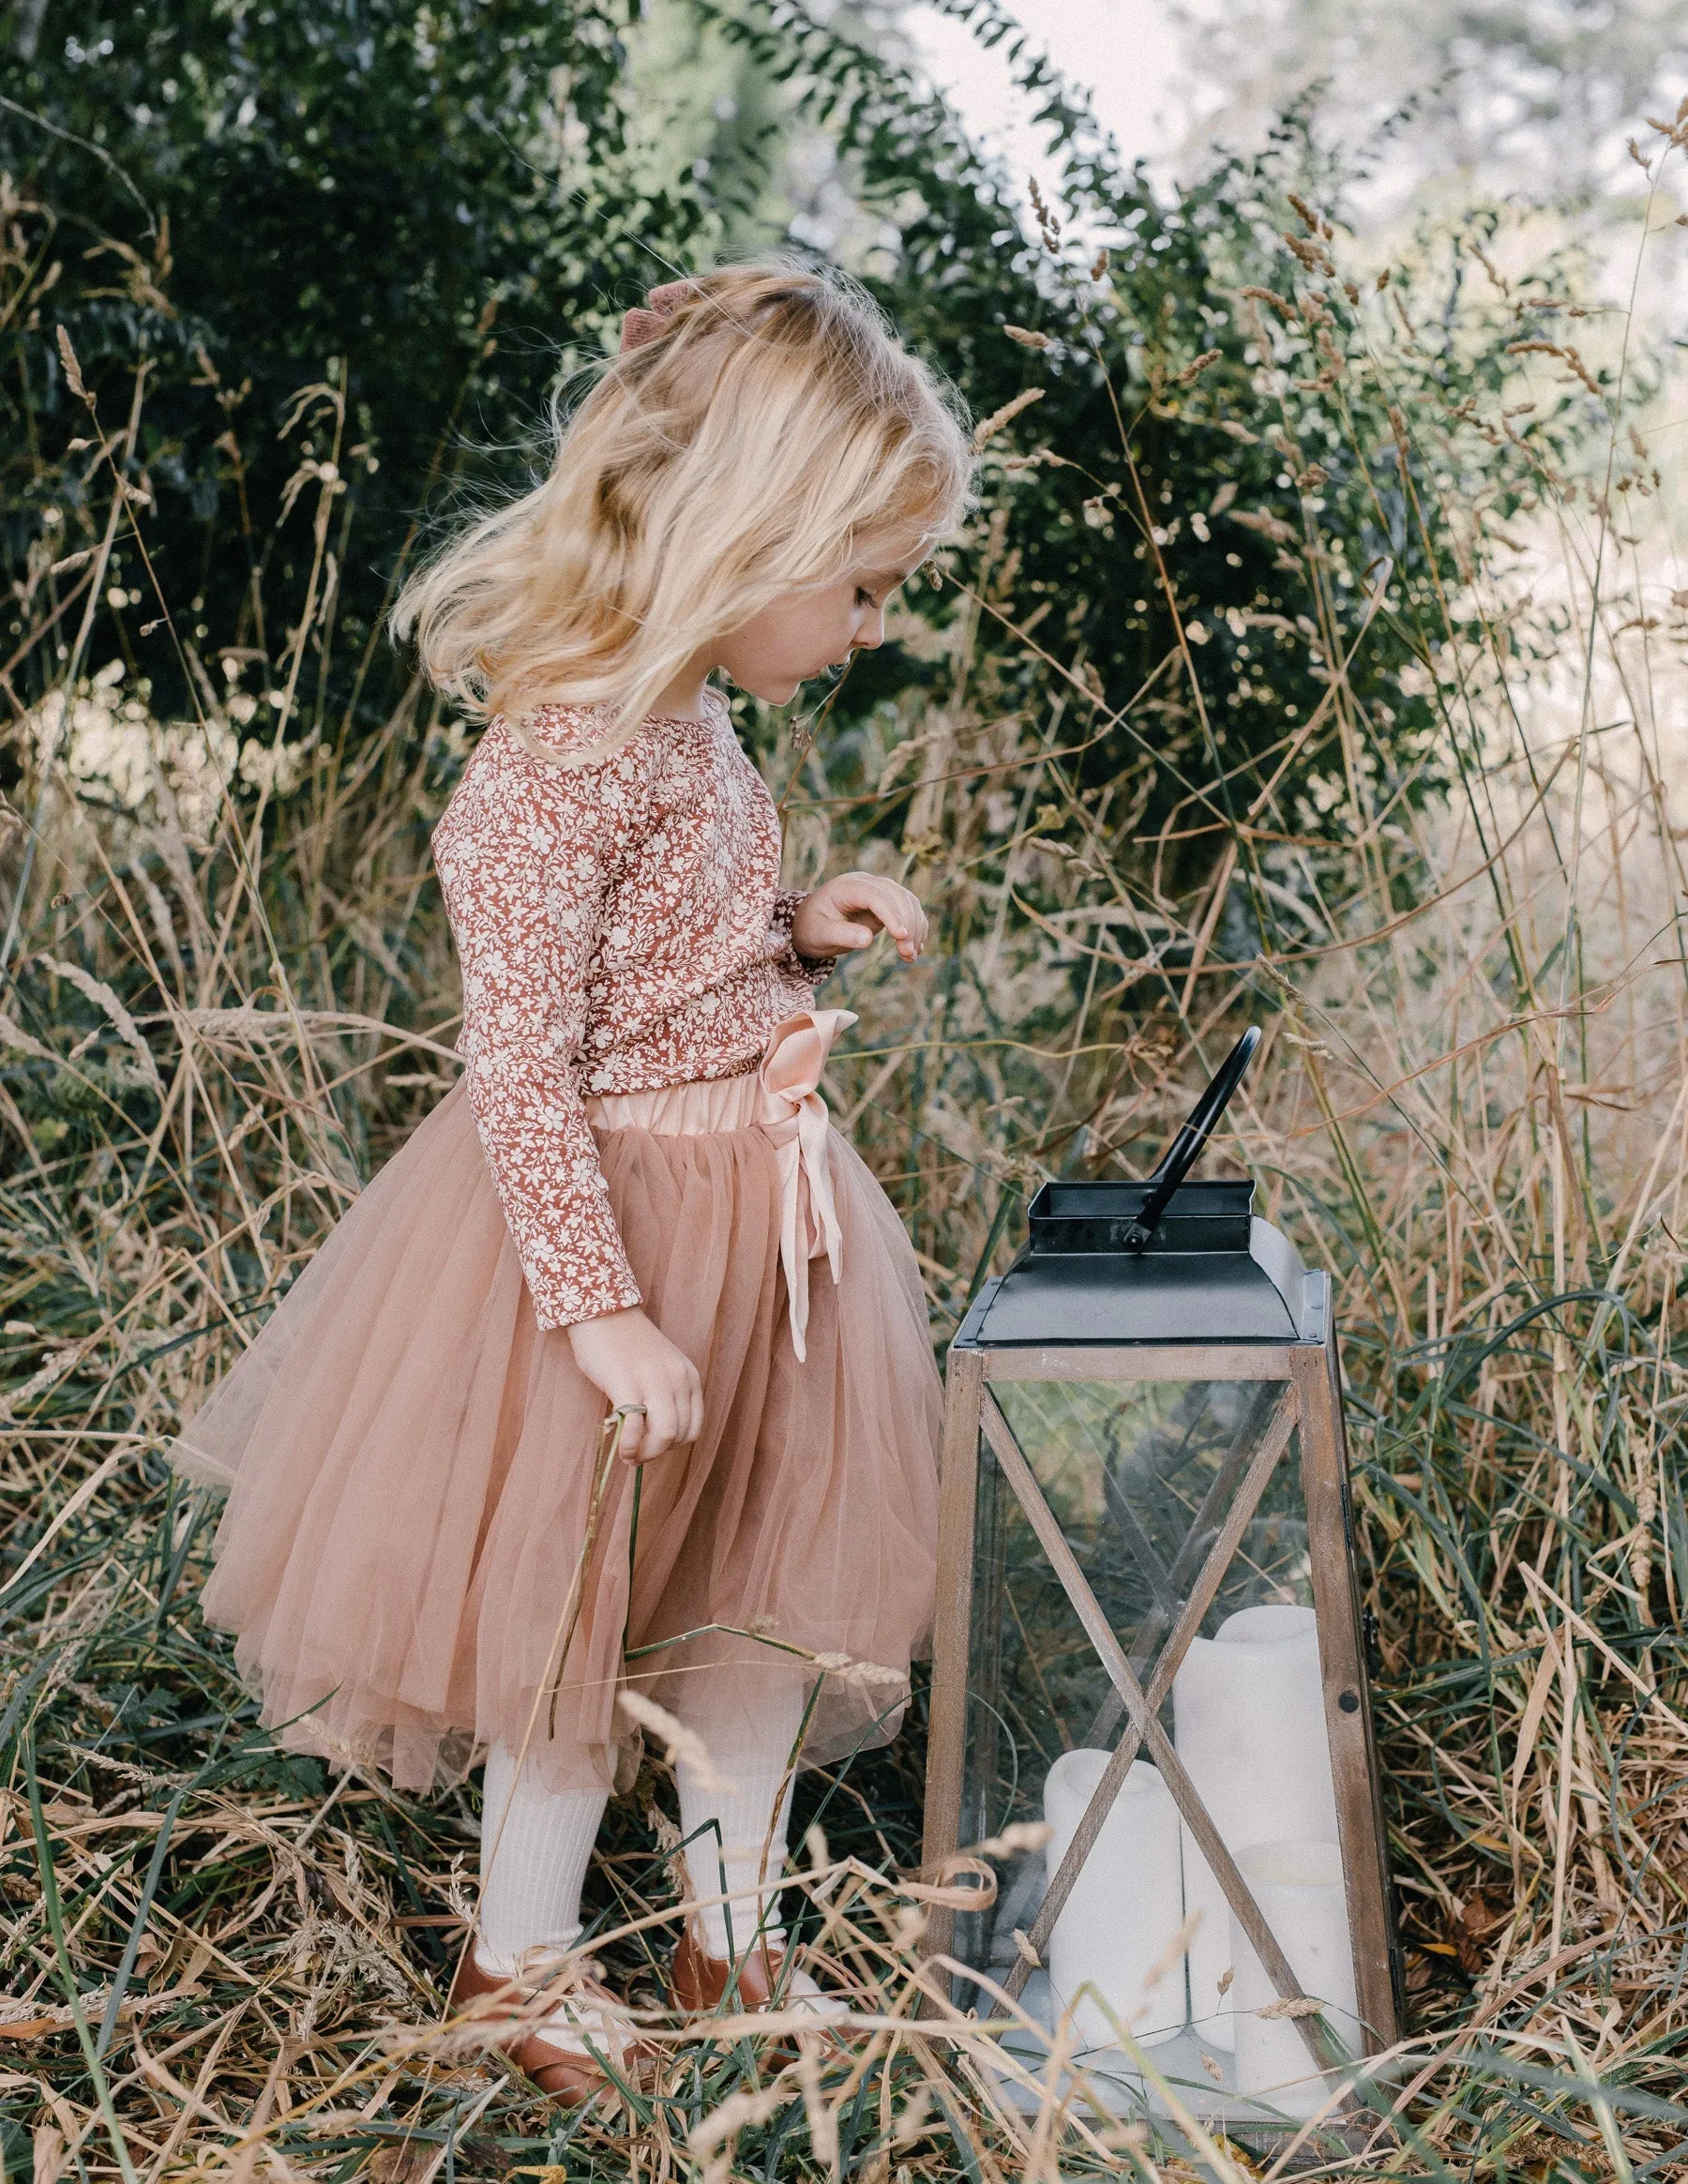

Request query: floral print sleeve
[
  {"left": 771, "top": 889, "right": 836, "bottom": 987},
  {"left": 434, "top": 734, "right": 642, "bottom": 1331}
]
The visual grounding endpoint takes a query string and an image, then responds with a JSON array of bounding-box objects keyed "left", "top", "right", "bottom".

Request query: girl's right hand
[{"left": 565, "top": 1306, "right": 704, "bottom": 1462}]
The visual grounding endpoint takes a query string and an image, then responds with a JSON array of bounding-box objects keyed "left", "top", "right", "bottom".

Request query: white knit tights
[
  {"left": 475, "top": 1672, "right": 806, "bottom": 1972},
  {"left": 475, "top": 1742, "right": 607, "bottom": 1976},
  {"left": 674, "top": 1672, "right": 806, "bottom": 1958}
]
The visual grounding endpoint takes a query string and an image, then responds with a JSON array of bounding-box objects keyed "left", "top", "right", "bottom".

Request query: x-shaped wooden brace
[
  {"left": 1079, "top": 1381, "right": 1281, "bottom": 1750},
  {"left": 979, "top": 1379, "right": 1348, "bottom": 2080}
]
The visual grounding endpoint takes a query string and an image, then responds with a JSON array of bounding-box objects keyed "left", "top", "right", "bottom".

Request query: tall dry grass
[{"left": 4, "top": 117, "right": 1688, "bottom": 2180}]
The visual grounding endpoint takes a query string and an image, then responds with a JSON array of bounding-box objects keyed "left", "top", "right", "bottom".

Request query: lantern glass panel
[{"left": 957, "top": 1376, "right": 1308, "bottom": 2015}]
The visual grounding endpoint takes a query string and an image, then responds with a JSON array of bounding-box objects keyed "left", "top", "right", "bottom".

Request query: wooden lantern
[{"left": 920, "top": 1032, "right": 1399, "bottom": 2127}]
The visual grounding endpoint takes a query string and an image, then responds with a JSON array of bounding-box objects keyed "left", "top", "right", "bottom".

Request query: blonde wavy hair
[{"left": 392, "top": 264, "right": 973, "bottom": 761}]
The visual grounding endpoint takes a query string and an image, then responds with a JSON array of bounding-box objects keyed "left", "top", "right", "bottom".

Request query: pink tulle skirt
[{"left": 169, "top": 1075, "right": 942, "bottom": 1794}]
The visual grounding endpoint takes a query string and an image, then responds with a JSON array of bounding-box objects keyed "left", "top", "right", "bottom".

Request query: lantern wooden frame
[{"left": 920, "top": 1304, "right": 1399, "bottom": 2093}]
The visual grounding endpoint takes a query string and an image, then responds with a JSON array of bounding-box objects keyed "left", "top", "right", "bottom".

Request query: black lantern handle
[{"left": 1122, "top": 1024, "right": 1261, "bottom": 1249}]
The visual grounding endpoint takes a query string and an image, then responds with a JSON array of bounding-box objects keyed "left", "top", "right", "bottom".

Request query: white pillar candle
[
  {"left": 1173, "top": 1604, "right": 1339, "bottom": 2049},
  {"left": 1043, "top": 1751, "right": 1185, "bottom": 2051},
  {"left": 1231, "top": 1838, "right": 1362, "bottom": 2116}
]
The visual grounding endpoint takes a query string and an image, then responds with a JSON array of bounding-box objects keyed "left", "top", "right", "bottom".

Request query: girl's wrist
[
  {"left": 567, "top": 1302, "right": 643, "bottom": 1343},
  {"left": 780, "top": 889, "right": 838, "bottom": 977}
]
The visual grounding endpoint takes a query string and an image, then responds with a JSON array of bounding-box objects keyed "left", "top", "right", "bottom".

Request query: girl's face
[{"left": 714, "top": 540, "right": 924, "bottom": 705}]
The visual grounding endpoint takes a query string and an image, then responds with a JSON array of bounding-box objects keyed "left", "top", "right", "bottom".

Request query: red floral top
[{"left": 432, "top": 693, "right": 832, "bottom": 1329}]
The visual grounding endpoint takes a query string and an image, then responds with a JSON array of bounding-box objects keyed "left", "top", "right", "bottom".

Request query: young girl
[{"left": 168, "top": 266, "right": 972, "bottom": 2102}]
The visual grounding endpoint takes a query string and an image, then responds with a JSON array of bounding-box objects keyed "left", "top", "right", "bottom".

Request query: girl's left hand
[{"left": 791, "top": 873, "right": 928, "bottom": 964}]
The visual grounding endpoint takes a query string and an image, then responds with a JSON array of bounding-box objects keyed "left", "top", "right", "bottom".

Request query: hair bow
[{"left": 618, "top": 279, "right": 698, "bottom": 354}]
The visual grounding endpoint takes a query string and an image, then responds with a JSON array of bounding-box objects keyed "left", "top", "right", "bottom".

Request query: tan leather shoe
[
  {"left": 669, "top": 1922, "right": 849, "bottom": 2027},
  {"left": 670, "top": 1921, "right": 784, "bottom": 2013},
  {"left": 448, "top": 1947, "right": 649, "bottom": 2106}
]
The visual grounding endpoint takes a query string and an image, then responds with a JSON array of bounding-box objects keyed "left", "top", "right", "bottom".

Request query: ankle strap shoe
[
  {"left": 670, "top": 1922, "right": 785, "bottom": 2013},
  {"left": 669, "top": 1921, "right": 850, "bottom": 2030},
  {"left": 448, "top": 1947, "right": 652, "bottom": 2106}
]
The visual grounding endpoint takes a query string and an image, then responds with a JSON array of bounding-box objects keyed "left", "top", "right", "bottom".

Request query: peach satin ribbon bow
[
  {"left": 757, "top": 1006, "right": 858, "bottom": 1363},
  {"left": 619, "top": 279, "right": 697, "bottom": 354}
]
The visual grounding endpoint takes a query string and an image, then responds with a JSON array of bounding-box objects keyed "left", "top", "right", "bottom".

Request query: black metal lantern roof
[
  {"left": 973, "top": 1176, "right": 1321, "bottom": 1346},
  {"left": 966, "top": 1028, "right": 1324, "bottom": 1348}
]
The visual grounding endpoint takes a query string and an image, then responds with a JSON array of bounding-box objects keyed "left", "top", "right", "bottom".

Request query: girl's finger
[
  {"left": 878, "top": 880, "right": 925, "bottom": 938},
  {"left": 874, "top": 887, "right": 925, "bottom": 954},
  {"left": 617, "top": 1406, "right": 648, "bottom": 1460},
  {"left": 858, "top": 894, "right": 909, "bottom": 940}
]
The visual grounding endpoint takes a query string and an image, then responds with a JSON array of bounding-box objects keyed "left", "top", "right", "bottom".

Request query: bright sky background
[{"left": 905, "top": 0, "right": 1189, "bottom": 198}]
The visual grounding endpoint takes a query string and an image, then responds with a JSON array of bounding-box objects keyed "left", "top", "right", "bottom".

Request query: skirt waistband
[
  {"left": 584, "top": 1073, "right": 762, "bottom": 1137},
  {"left": 585, "top": 1006, "right": 857, "bottom": 1363}
]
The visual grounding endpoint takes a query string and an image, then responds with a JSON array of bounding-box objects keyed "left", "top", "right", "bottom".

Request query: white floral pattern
[{"left": 432, "top": 692, "right": 833, "bottom": 1329}]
